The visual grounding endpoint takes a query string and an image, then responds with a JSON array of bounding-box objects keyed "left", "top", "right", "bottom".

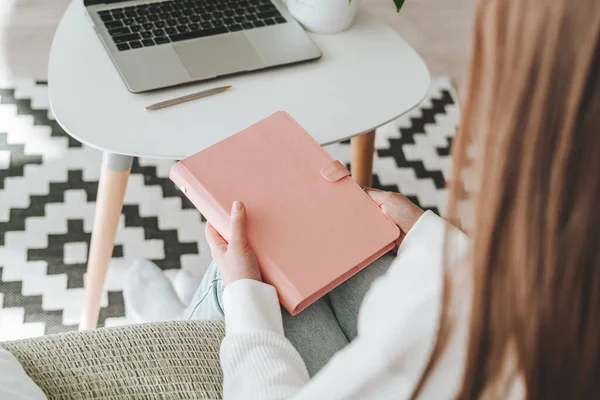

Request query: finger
[
  {"left": 365, "top": 188, "right": 387, "bottom": 205},
  {"left": 205, "top": 223, "right": 228, "bottom": 254},
  {"left": 229, "top": 200, "right": 248, "bottom": 249}
]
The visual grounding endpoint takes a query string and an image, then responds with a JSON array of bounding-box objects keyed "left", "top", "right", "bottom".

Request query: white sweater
[
  {"left": 220, "top": 211, "right": 471, "bottom": 399},
  {"left": 0, "top": 211, "right": 470, "bottom": 400}
]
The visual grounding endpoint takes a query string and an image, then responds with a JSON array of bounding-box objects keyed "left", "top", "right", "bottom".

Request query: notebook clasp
[{"left": 321, "top": 160, "right": 351, "bottom": 182}]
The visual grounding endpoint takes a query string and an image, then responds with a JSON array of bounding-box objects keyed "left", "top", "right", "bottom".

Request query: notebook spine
[{"left": 169, "top": 163, "right": 231, "bottom": 241}]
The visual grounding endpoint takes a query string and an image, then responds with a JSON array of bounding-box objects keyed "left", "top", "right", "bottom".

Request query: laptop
[{"left": 83, "top": 0, "right": 322, "bottom": 93}]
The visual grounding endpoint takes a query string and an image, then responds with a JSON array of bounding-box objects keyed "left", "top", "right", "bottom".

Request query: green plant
[
  {"left": 392, "top": 0, "right": 405, "bottom": 12},
  {"left": 349, "top": 0, "right": 405, "bottom": 12}
]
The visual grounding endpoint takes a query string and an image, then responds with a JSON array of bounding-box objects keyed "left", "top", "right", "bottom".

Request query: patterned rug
[{"left": 0, "top": 77, "right": 459, "bottom": 340}]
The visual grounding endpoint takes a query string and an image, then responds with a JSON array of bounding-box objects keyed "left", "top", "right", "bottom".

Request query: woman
[
  {"left": 3, "top": 0, "right": 597, "bottom": 397},
  {"left": 124, "top": 0, "right": 600, "bottom": 397}
]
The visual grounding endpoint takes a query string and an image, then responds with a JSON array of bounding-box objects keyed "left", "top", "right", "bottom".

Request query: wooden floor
[{"left": 0, "top": 0, "right": 474, "bottom": 88}]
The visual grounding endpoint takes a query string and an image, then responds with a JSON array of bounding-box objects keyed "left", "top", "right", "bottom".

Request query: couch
[{"left": 2, "top": 320, "right": 225, "bottom": 399}]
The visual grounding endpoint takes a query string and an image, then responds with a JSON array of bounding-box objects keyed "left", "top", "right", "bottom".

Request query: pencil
[{"left": 145, "top": 85, "right": 232, "bottom": 111}]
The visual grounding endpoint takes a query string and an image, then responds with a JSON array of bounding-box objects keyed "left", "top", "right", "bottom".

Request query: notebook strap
[{"left": 320, "top": 160, "right": 351, "bottom": 182}]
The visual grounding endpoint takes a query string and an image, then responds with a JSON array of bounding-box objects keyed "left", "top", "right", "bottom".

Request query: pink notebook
[{"left": 170, "top": 112, "right": 400, "bottom": 315}]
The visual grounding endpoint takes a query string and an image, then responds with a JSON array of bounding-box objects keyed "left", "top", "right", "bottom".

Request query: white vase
[{"left": 286, "top": 0, "right": 360, "bottom": 34}]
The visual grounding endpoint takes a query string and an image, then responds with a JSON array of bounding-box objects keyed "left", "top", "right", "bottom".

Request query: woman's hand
[
  {"left": 205, "top": 200, "right": 262, "bottom": 285},
  {"left": 366, "top": 188, "right": 424, "bottom": 248}
]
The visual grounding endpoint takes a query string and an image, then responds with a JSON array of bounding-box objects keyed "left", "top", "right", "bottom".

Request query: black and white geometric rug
[{"left": 0, "top": 77, "right": 459, "bottom": 340}]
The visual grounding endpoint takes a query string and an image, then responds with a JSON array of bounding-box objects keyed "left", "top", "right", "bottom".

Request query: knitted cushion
[{"left": 2, "top": 320, "right": 225, "bottom": 400}]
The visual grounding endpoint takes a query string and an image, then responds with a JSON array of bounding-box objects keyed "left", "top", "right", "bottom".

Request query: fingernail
[{"left": 232, "top": 200, "right": 242, "bottom": 213}]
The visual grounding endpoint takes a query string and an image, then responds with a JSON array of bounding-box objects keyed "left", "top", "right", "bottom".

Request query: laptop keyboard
[{"left": 98, "top": 0, "right": 287, "bottom": 51}]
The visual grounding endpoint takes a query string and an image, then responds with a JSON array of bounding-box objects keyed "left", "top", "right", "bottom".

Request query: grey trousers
[{"left": 183, "top": 253, "right": 395, "bottom": 376}]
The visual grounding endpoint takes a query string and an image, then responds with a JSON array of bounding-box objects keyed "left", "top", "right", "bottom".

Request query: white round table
[{"left": 49, "top": 0, "right": 429, "bottom": 330}]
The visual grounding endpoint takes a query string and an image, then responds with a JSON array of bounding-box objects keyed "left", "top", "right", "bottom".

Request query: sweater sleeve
[
  {"left": 0, "top": 346, "right": 48, "bottom": 400},
  {"left": 220, "top": 280, "right": 310, "bottom": 399}
]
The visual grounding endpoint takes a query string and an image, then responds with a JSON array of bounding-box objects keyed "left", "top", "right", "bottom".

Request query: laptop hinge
[{"left": 84, "top": 0, "right": 128, "bottom": 6}]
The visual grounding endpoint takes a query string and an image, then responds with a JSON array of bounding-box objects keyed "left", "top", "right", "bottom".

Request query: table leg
[
  {"left": 79, "top": 153, "right": 133, "bottom": 331},
  {"left": 350, "top": 130, "right": 376, "bottom": 187}
]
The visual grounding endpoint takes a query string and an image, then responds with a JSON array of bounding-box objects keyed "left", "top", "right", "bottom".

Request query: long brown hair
[{"left": 413, "top": 0, "right": 600, "bottom": 398}]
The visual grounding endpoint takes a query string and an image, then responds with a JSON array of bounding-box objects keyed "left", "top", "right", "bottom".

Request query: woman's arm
[
  {"left": 220, "top": 280, "right": 310, "bottom": 399},
  {"left": 218, "top": 209, "right": 468, "bottom": 399},
  {"left": 209, "top": 195, "right": 464, "bottom": 399},
  {"left": 204, "top": 201, "right": 311, "bottom": 398}
]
